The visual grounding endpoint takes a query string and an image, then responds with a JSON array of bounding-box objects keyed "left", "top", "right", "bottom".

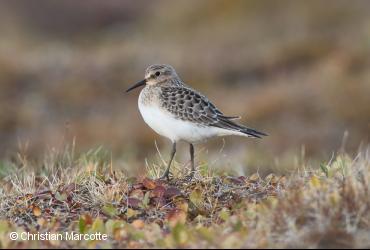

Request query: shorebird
[{"left": 126, "top": 64, "right": 267, "bottom": 180}]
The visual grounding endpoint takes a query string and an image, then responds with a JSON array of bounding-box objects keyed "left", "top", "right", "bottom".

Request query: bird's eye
[{"left": 155, "top": 71, "right": 161, "bottom": 76}]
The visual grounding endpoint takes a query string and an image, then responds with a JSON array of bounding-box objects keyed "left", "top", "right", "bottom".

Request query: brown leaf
[
  {"left": 127, "top": 198, "right": 141, "bottom": 208},
  {"left": 82, "top": 214, "right": 93, "bottom": 225},
  {"left": 37, "top": 217, "right": 47, "bottom": 227},
  {"left": 131, "top": 219, "right": 145, "bottom": 229},
  {"left": 164, "top": 187, "right": 182, "bottom": 199},
  {"left": 142, "top": 178, "right": 157, "bottom": 190},
  {"left": 238, "top": 176, "right": 247, "bottom": 182},
  {"left": 151, "top": 197, "right": 167, "bottom": 207},
  {"left": 33, "top": 206, "right": 42, "bottom": 217},
  {"left": 113, "top": 228, "right": 126, "bottom": 241},
  {"left": 228, "top": 176, "right": 245, "bottom": 185},
  {"left": 151, "top": 186, "right": 166, "bottom": 198},
  {"left": 130, "top": 189, "right": 144, "bottom": 200},
  {"left": 167, "top": 209, "right": 187, "bottom": 226}
]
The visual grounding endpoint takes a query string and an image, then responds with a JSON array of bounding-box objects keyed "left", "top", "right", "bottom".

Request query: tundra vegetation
[{"left": 0, "top": 145, "right": 369, "bottom": 248}]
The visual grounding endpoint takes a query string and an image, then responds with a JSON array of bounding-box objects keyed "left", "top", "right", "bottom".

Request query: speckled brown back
[{"left": 158, "top": 86, "right": 267, "bottom": 138}]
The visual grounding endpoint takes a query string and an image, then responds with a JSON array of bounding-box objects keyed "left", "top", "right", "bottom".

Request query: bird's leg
[
  {"left": 190, "top": 143, "right": 195, "bottom": 173},
  {"left": 160, "top": 142, "right": 176, "bottom": 180},
  {"left": 186, "top": 143, "right": 195, "bottom": 180}
]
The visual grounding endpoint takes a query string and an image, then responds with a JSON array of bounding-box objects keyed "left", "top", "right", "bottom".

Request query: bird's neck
[
  {"left": 157, "top": 77, "right": 184, "bottom": 87},
  {"left": 140, "top": 86, "right": 161, "bottom": 106},
  {"left": 169, "top": 77, "right": 184, "bottom": 86}
]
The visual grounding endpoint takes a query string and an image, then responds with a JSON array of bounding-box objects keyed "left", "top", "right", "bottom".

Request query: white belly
[{"left": 138, "top": 101, "right": 236, "bottom": 143}]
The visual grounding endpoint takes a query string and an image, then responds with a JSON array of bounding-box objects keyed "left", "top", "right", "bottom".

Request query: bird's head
[{"left": 126, "top": 64, "right": 181, "bottom": 93}]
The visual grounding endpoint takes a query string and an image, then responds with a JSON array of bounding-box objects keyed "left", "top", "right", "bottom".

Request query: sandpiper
[{"left": 126, "top": 64, "right": 267, "bottom": 180}]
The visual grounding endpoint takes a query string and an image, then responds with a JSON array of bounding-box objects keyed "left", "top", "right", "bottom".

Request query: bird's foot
[
  {"left": 158, "top": 171, "right": 172, "bottom": 181},
  {"left": 182, "top": 171, "right": 195, "bottom": 182}
]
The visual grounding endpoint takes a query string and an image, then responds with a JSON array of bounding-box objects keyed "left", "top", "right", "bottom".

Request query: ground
[{"left": 0, "top": 146, "right": 369, "bottom": 248}]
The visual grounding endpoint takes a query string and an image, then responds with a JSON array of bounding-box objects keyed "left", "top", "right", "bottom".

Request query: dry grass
[{"left": 0, "top": 145, "right": 369, "bottom": 248}]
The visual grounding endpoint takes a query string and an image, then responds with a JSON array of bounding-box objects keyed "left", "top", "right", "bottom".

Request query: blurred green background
[{"left": 0, "top": 0, "right": 369, "bottom": 173}]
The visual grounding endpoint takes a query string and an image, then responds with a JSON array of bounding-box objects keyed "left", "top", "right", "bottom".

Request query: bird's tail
[
  {"left": 239, "top": 126, "right": 268, "bottom": 139},
  {"left": 213, "top": 118, "right": 268, "bottom": 139}
]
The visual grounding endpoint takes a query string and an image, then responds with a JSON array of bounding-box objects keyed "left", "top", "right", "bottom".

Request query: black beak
[{"left": 126, "top": 79, "right": 146, "bottom": 93}]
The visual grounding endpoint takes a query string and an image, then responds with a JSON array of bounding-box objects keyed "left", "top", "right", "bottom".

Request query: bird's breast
[
  {"left": 138, "top": 95, "right": 229, "bottom": 143},
  {"left": 138, "top": 97, "right": 178, "bottom": 142}
]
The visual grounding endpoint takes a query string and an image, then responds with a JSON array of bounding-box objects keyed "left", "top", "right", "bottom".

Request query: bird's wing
[{"left": 160, "top": 87, "right": 267, "bottom": 138}]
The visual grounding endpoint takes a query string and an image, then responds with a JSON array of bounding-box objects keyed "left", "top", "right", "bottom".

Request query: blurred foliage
[{"left": 0, "top": 0, "right": 369, "bottom": 173}]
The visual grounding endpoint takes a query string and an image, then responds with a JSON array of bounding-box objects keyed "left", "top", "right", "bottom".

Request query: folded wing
[{"left": 160, "top": 87, "right": 267, "bottom": 138}]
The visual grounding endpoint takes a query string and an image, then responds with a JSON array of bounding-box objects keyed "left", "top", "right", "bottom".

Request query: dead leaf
[
  {"left": 164, "top": 187, "right": 182, "bottom": 199},
  {"left": 37, "top": 217, "right": 47, "bottom": 227},
  {"left": 130, "top": 189, "right": 144, "bottom": 200},
  {"left": 142, "top": 178, "right": 157, "bottom": 190},
  {"left": 189, "top": 189, "right": 203, "bottom": 208},
  {"left": 151, "top": 186, "right": 166, "bottom": 198},
  {"left": 82, "top": 214, "right": 93, "bottom": 225},
  {"left": 249, "top": 173, "right": 260, "bottom": 182},
  {"left": 228, "top": 176, "right": 245, "bottom": 185},
  {"left": 151, "top": 197, "right": 167, "bottom": 207},
  {"left": 127, "top": 198, "right": 141, "bottom": 208},
  {"left": 167, "top": 209, "right": 187, "bottom": 227},
  {"left": 131, "top": 219, "right": 145, "bottom": 229},
  {"left": 113, "top": 228, "right": 126, "bottom": 241},
  {"left": 127, "top": 208, "right": 140, "bottom": 219},
  {"left": 33, "top": 206, "right": 42, "bottom": 217}
]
